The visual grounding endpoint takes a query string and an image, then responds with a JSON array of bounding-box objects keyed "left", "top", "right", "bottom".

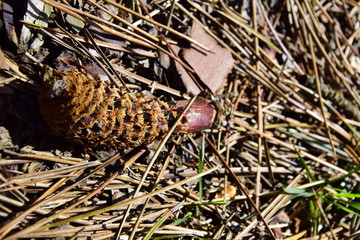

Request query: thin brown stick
[{"left": 205, "top": 136, "right": 276, "bottom": 240}]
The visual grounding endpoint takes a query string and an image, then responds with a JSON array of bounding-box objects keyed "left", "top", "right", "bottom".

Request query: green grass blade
[
  {"left": 325, "top": 197, "right": 360, "bottom": 216},
  {"left": 169, "top": 212, "right": 192, "bottom": 226},
  {"left": 294, "top": 145, "right": 316, "bottom": 182},
  {"left": 143, "top": 201, "right": 184, "bottom": 240}
]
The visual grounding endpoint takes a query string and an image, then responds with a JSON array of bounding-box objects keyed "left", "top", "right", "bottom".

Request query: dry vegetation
[{"left": 0, "top": 0, "right": 359, "bottom": 239}]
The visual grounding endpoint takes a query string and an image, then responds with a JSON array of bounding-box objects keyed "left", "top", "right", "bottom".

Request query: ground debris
[{"left": 0, "top": 1, "right": 359, "bottom": 239}]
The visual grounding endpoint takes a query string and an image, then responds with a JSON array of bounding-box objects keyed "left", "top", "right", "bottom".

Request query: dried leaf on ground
[
  {"left": 161, "top": 21, "right": 234, "bottom": 95},
  {"left": 0, "top": 49, "right": 9, "bottom": 70}
]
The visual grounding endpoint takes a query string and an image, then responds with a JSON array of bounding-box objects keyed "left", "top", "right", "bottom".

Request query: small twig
[{"left": 205, "top": 136, "right": 277, "bottom": 240}]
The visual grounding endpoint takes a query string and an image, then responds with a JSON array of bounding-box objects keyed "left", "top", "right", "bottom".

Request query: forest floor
[{"left": 0, "top": 0, "right": 359, "bottom": 239}]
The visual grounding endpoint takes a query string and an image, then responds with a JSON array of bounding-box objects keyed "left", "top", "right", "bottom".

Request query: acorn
[{"left": 39, "top": 67, "right": 215, "bottom": 150}]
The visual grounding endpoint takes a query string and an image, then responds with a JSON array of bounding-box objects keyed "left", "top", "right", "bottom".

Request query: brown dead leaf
[
  {"left": 269, "top": 210, "right": 291, "bottom": 239},
  {"left": 0, "top": 49, "right": 10, "bottom": 70},
  {"left": 175, "top": 22, "right": 233, "bottom": 95},
  {"left": 2, "top": 0, "right": 19, "bottom": 45}
]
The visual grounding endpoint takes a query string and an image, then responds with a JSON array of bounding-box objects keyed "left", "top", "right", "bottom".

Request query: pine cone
[{"left": 39, "top": 68, "right": 215, "bottom": 150}]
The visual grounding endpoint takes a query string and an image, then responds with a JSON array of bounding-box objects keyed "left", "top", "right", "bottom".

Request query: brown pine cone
[{"left": 39, "top": 68, "right": 215, "bottom": 150}]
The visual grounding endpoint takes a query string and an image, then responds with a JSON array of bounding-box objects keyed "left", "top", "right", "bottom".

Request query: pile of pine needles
[{"left": 0, "top": 0, "right": 359, "bottom": 239}]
